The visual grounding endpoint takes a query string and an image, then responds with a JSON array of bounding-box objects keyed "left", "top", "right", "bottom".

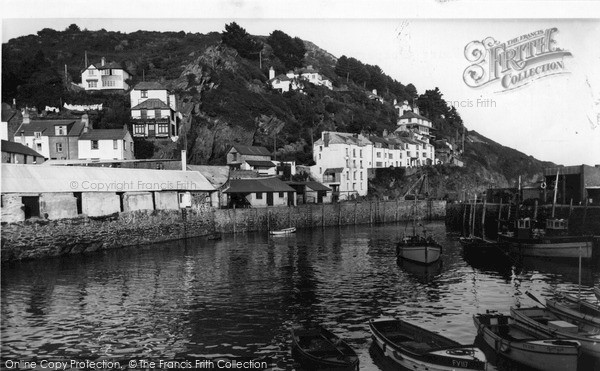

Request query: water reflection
[{"left": 1, "top": 221, "right": 599, "bottom": 370}]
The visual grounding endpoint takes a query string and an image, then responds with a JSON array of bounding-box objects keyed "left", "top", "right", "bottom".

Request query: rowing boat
[
  {"left": 546, "top": 292, "right": 600, "bottom": 327},
  {"left": 291, "top": 324, "right": 359, "bottom": 370},
  {"left": 269, "top": 227, "right": 296, "bottom": 235},
  {"left": 370, "top": 318, "right": 487, "bottom": 371}
]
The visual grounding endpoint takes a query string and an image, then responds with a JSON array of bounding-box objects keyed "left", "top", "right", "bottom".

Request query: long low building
[{"left": 1, "top": 164, "right": 215, "bottom": 223}]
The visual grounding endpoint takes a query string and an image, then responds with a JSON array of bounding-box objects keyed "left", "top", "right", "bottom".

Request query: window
[
  {"left": 36, "top": 143, "right": 42, "bottom": 151},
  {"left": 389, "top": 153, "right": 393, "bottom": 159},
  {"left": 101, "top": 69, "right": 110, "bottom": 75},
  {"left": 346, "top": 172, "right": 349, "bottom": 180},
  {"left": 34, "top": 132, "right": 42, "bottom": 139},
  {"left": 91, "top": 140, "right": 99, "bottom": 149},
  {"left": 360, "top": 149, "right": 362, "bottom": 157},
  {"left": 256, "top": 192, "right": 263, "bottom": 199},
  {"left": 89, "top": 69, "right": 95, "bottom": 76},
  {"left": 353, "top": 171, "right": 356, "bottom": 180},
  {"left": 376, "top": 162, "right": 382, "bottom": 167},
  {"left": 345, "top": 148, "right": 348, "bottom": 155},
  {"left": 113, "top": 140, "right": 118, "bottom": 150},
  {"left": 134, "top": 124, "right": 146, "bottom": 135},
  {"left": 157, "top": 123, "right": 169, "bottom": 134},
  {"left": 56, "top": 143, "right": 63, "bottom": 152},
  {"left": 423, "top": 143, "right": 426, "bottom": 149},
  {"left": 353, "top": 149, "right": 356, "bottom": 157},
  {"left": 360, "top": 160, "right": 363, "bottom": 168},
  {"left": 353, "top": 160, "right": 356, "bottom": 168},
  {"left": 130, "top": 142, "right": 134, "bottom": 151},
  {"left": 352, "top": 183, "right": 356, "bottom": 190},
  {"left": 346, "top": 159, "right": 349, "bottom": 167},
  {"left": 88, "top": 81, "right": 97, "bottom": 88},
  {"left": 279, "top": 192, "right": 284, "bottom": 198},
  {"left": 376, "top": 152, "right": 381, "bottom": 158},
  {"left": 155, "top": 109, "right": 161, "bottom": 119},
  {"left": 55, "top": 126, "right": 66, "bottom": 136},
  {"left": 141, "top": 90, "right": 148, "bottom": 98},
  {"left": 319, "top": 167, "right": 322, "bottom": 173},
  {"left": 360, "top": 172, "right": 363, "bottom": 180},
  {"left": 319, "top": 146, "right": 323, "bottom": 152},
  {"left": 318, "top": 154, "right": 321, "bottom": 159}
]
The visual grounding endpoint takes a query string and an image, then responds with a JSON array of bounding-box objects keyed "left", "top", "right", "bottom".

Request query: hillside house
[
  {"left": 78, "top": 126, "right": 135, "bottom": 160},
  {"left": 268, "top": 65, "right": 332, "bottom": 93},
  {"left": 1, "top": 102, "right": 22, "bottom": 141},
  {"left": 13, "top": 113, "right": 87, "bottom": 160},
  {"left": 1, "top": 140, "right": 45, "bottom": 164},
  {"left": 287, "top": 181, "right": 332, "bottom": 204},
  {"left": 80, "top": 57, "right": 130, "bottom": 91},
  {"left": 130, "top": 82, "right": 180, "bottom": 140},
  {"left": 227, "top": 145, "right": 272, "bottom": 164},
  {"left": 311, "top": 131, "right": 372, "bottom": 200}
]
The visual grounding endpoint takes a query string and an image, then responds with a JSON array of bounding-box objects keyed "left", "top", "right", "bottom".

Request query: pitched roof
[
  {"left": 314, "top": 132, "right": 372, "bottom": 147},
  {"left": 230, "top": 145, "right": 271, "bottom": 156},
  {"left": 1, "top": 104, "right": 17, "bottom": 122},
  {"left": 287, "top": 181, "right": 331, "bottom": 192},
  {"left": 131, "top": 98, "right": 170, "bottom": 110},
  {"left": 245, "top": 160, "right": 276, "bottom": 168},
  {"left": 79, "top": 129, "right": 128, "bottom": 141},
  {"left": 133, "top": 81, "right": 167, "bottom": 91},
  {"left": 1, "top": 164, "right": 215, "bottom": 193},
  {"left": 1, "top": 140, "right": 44, "bottom": 158},
  {"left": 96, "top": 61, "right": 124, "bottom": 70},
  {"left": 15, "top": 119, "right": 83, "bottom": 137},
  {"left": 223, "top": 177, "right": 295, "bottom": 193},
  {"left": 399, "top": 111, "right": 431, "bottom": 121},
  {"left": 187, "top": 165, "right": 230, "bottom": 188}
]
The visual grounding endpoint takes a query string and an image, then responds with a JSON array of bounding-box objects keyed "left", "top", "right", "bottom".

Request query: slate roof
[
  {"left": 230, "top": 145, "right": 271, "bottom": 156},
  {"left": 15, "top": 120, "right": 84, "bottom": 137},
  {"left": 288, "top": 181, "right": 331, "bottom": 192},
  {"left": 1, "top": 164, "right": 215, "bottom": 193},
  {"left": 246, "top": 160, "right": 276, "bottom": 168},
  {"left": 314, "top": 132, "right": 372, "bottom": 147},
  {"left": 1, "top": 140, "right": 44, "bottom": 157},
  {"left": 187, "top": 165, "right": 230, "bottom": 188},
  {"left": 398, "top": 111, "right": 431, "bottom": 122},
  {"left": 224, "top": 177, "right": 295, "bottom": 193},
  {"left": 96, "top": 61, "right": 124, "bottom": 70},
  {"left": 1, "top": 103, "right": 17, "bottom": 122},
  {"left": 131, "top": 98, "right": 170, "bottom": 110},
  {"left": 79, "top": 129, "right": 128, "bottom": 141},
  {"left": 133, "top": 81, "right": 167, "bottom": 90}
]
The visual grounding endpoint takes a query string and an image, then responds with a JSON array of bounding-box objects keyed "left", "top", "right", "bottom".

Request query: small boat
[
  {"left": 473, "top": 312, "right": 580, "bottom": 371},
  {"left": 594, "top": 286, "right": 600, "bottom": 301},
  {"left": 369, "top": 318, "right": 487, "bottom": 371},
  {"left": 396, "top": 235, "right": 442, "bottom": 265},
  {"left": 546, "top": 292, "right": 600, "bottom": 326},
  {"left": 290, "top": 324, "right": 359, "bottom": 370},
  {"left": 510, "top": 306, "right": 599, "bottom": 358},
  {"left": 269, "top": 227, "right": 296, "bottom": 236}
]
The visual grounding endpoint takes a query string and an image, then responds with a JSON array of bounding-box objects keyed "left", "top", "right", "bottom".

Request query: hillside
[{"left": 1, "top": 23, "right": 554, "bottom": 197}]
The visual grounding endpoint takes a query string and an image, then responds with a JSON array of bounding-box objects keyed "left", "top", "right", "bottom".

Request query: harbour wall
[
  {"left": 445, "top": 202, "right": 600, "bottom": 238},
  {"left": 1, "top": 200, "right": 446, "bottom": 262}
]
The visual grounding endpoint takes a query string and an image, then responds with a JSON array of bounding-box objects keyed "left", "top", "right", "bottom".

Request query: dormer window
[
  {"left": 34, "top": 132, "right": 42, "bottom": 139},
  {"left": 141, "top": 90, "right": 148, "bottom": 98},
  {"left": 55, "top": 126, "right": 66, "bottom": 136}
]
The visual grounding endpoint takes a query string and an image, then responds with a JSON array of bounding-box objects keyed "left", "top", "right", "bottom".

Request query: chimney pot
[
  {"left": 101, "top": 57, "right": 106, "bottom": 66},
  {"left": 81, "top": 114, "right": 90, "bottom": 133}
]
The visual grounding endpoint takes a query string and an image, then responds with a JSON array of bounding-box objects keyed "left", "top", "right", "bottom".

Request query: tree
[
  {"left": 66, "top": 24, "right": 81, "bottom": 33},
  {"left": 267, "top": 30, "right": 306, "bottom": 70},
  {"left": 221, "top": 22, "right": 262, "bottom": 60}
]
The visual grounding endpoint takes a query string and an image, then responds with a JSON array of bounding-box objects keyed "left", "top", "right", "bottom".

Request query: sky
[{"left": 2, "top": 0, "right": 600, "bottom": 166}]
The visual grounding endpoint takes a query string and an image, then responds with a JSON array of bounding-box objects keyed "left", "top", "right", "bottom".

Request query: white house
[
  {"left": 394, "top": 102, "right": 436, "bottom": 166},
  {"left": 223, "top": 177, "right": 296, "bottom": 207},
  {"left": 78, "top": 126, "right": 135, "bottom": 160},
  {"left": 130, "top": 82, "right": 179, "bottom": 140},
  {"left": 268, "top": 65, "right": 332, "bottom": 93},
  {"left": 80, "top": 57, "right": 130, "bottom": 91},
  {"left": 311, "top": 131, "right": 372, "bottom": 200}
]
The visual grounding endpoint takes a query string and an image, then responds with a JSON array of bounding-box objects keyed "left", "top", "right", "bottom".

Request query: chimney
[
  {"left": 269, "top": 67, "right": 275, "bottom": 80},
  {"left": 12, "top": 98, "right": 16, "bottom": 109},
  {"left": 22, "top": 109, "right": 30, "bottom": 124},
  {"left": 181, "top": 150, "right": 187, "bottom": 171},
  {"left": 323, "top": 132, "right": 330, "bottom": 147},
  {"left": 81, "top": 114, "right": 90, "bottom": 133},
  {"left": 414, "top": 105, "right": 420, "bottom": 115},
  {"left": 101, "top": 57, "right": 106, "bottom": 66}
]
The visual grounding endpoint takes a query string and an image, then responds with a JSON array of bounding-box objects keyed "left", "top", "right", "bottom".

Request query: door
[
  {"left": 267, "top": 192, "right": 274, "bottom": 206},
  {"left": 148, "top": 123, "right": 155, "bottom": 138}
]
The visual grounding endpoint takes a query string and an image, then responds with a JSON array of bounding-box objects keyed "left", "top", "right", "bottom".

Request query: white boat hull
[
  {"left": 398, "top": 245, "right": 441, "bottom": 265},
  {"left": 513, "top": 241, "right": 592, "bottom": 259}
]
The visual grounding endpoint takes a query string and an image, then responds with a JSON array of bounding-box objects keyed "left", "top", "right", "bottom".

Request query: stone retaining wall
[{"left": 1, "top": 200, "right": 446, "bottom": 262}]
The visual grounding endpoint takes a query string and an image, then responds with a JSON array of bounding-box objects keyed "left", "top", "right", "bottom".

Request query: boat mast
[{"left": 551, "top": 169, "right": 560, "bottom": 218}]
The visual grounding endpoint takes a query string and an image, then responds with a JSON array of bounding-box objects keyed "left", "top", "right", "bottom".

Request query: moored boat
[
  {"left": 473, "top": 312, "right": 580, "bottom": 371},
  {"left": 510, "top": 306, "right": 599, "bottom": 358},
  {"left": 291, "top": 324, "right": 359, "bottom": 370},
  {"left": 269, "top": 227, "right": 296, "bottom": 235},
  {"left": 594, "top": 286, "right": 600, "bottom": 301},
  {"left": 546, "top": 292, "right": 600, "bottom": 327},
  {"left": 369, "top": 318, "right": 487, "bottom": 371},
  {"left": 396, "top": 236, "right": 442, "bottom": 265},
  {"left": 498, "top": 217, "right": 593, "bottom": 259}
]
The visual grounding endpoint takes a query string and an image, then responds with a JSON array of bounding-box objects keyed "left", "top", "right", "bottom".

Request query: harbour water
[{"left": 2, "top": 221, "right": 599, "bottom": 370}]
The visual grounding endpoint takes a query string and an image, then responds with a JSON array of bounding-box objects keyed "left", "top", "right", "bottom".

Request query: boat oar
[{"left": 525, "top": 291, "right": 546, "bottom": 307}]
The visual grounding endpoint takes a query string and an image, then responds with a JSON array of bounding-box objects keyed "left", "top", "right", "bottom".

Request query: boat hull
[
  {"left": 594, "top": 287, "right": 600, "bottom": 301},
  {"left": 499, "top": 234, "right": 593, "bottom": 258},
  {"left": 397, "top": 244, "right": 442, "bottom": 265},
  {"left": 291, "top": 325, "right": 359, "bottom": 371},
  {"left": 370, "top": 319, "right": 486, "bottom": 371},
  {"left": 270, "top": 227, "right": 296, "bottom": 236},
  {"left": 546, "top": 294, "right": 600, "bottom": 327},
  {"left": 473, "top": 314, "right": 580, "bottom": 371},
  {"left": 510, "top": 307, "right": 600, "bottom": 358}
]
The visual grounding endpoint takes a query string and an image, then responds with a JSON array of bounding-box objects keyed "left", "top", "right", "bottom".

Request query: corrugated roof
[
  {"left": 1, "top": 164, "right": 215, "bottom": 193},
  {"left": 246, "top": 160, "right": 276, "bottom": 168},
  {"left": 187, "top": 165, "right": 230, "bottom": 188},
  {"left": 223, "top": 177, "right": 295, "bottom": 193},
  {"left": 230, "top": 145, "right": 271, "bottom": 156},
  {"left": 1, "top": 140, "right": 45, "bottom": 157},
  {"left": 133, "top": 81, "right": 167, "bottom": 90},
  {"left": 131, "top": 98, "right": 170, "bottom": 110},
  {"left": 79, "top": 129, "right": 127, "bottom": 141}
]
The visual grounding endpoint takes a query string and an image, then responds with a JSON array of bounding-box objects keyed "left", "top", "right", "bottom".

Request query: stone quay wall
[{"left": 1, "top": 200, "right": 446, "bottom": 262}]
